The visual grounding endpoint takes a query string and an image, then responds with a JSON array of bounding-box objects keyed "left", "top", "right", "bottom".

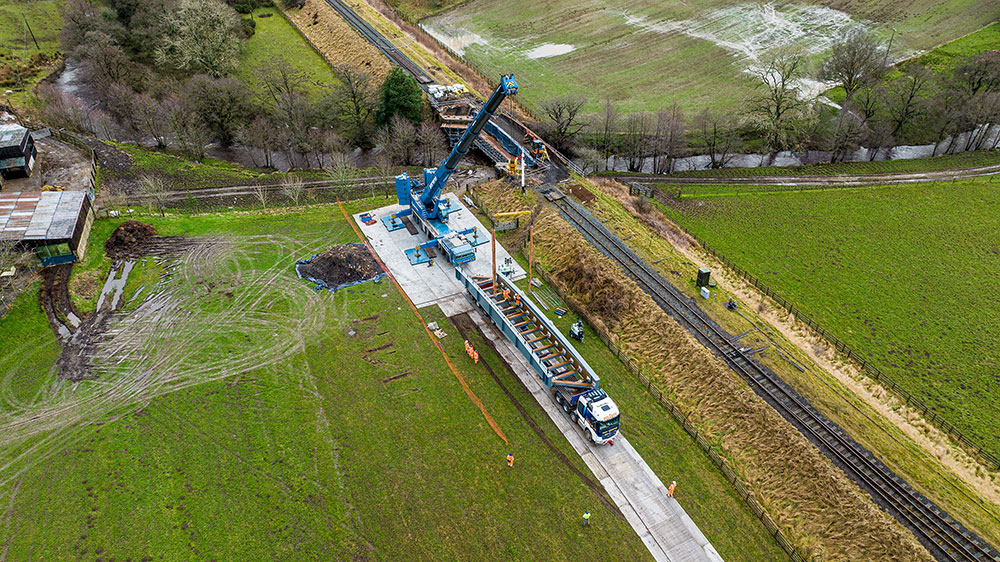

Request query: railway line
[
  {"left": 323, "top": 0, "right": 433, "bottom": 84},
  {"left": 131, "top": 176, "right": 395, "bottom": 204},
  {"left": 550, "top": 193, "right": 1000, "bottom": 562}
]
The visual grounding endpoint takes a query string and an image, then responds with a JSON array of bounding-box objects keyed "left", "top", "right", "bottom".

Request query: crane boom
[{"left": 419, "top": 74, "right": 518, "bottom": 213}]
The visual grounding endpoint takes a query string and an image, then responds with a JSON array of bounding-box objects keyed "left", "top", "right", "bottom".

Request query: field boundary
[
  {"left": 666, "top": 220, "right": 1000, "bottom": 474},
  {"left": 528, "top": 261, "right": 803, "bottom": 562}
]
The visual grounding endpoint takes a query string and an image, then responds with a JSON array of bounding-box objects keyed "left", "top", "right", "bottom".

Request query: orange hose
[{"left": 339, "top": 200, "right": 509, "bottom": 446}]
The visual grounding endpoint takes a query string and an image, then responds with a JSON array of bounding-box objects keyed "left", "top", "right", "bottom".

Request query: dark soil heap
[
  {"left": 298, "top": 245, "right": 381, "bottom": 287},
  {"left": 105, "top": 221, "right": 157, "bottom": 259}
]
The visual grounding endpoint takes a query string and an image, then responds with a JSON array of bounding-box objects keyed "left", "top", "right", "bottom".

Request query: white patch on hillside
[
  {"left": 421, "top": 21, "right": 489, "bottom": 56},
  {"left": 621, "top": 3, "right": 865, "bottom": 100},
  {"left": 525, "top": 43, "right": 576, "bottom": 59}
]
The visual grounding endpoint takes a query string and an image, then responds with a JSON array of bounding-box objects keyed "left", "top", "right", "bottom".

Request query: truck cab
[{"left": 556, "top": 388, "right": 620, "bottom": 445}]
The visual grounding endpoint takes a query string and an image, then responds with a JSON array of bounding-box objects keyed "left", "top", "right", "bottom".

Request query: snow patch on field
[
  {"left": 525, "top": 43, "right": 575, "bottom": 59},
  {"left": 623, "top": 3, "right": 865, "bottom": 60}
]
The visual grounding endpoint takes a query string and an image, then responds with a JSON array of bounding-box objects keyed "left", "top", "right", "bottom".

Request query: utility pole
[{"left": 883, "top": 28, "right": 897, "bottom": 68}]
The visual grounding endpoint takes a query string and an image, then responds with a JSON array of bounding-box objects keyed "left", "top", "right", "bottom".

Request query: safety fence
[
  {"left": 666, "top": 221, "right": 1000, "bottom": 474},
  {"left": 529, "top": 261, "right": 806, "bottom": 562}
]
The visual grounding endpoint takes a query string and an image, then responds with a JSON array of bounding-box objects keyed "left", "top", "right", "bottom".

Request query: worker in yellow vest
[{"left": 582, "top": 510, "right": 591, "bottom": 527}]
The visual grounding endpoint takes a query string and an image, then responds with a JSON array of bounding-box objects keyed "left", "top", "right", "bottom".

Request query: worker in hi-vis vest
[{"left": 582, "top": 510, "right": 591, "bottom": 526}]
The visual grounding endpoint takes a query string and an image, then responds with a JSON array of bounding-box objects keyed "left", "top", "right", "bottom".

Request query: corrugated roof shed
[
  {"left": 0, "top": 124, "right": 28, "bottom": 150},
  {"left": 0, "top": 191, "right": 88, "bottom": 243}
]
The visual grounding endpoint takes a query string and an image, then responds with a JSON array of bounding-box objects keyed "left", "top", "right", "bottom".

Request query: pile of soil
[
  {"left": 105, "top": 221, "right": 157, "bottom": 260},
  {"left": 297, "top": 244, "right": 380, "bottom": 288}
]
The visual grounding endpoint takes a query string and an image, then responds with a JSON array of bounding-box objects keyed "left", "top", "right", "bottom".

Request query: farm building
[
  {"left": 0, "top": 124, "right": 37, "bottom": 180},
  {"left": 0, "top": 191, "right": 95, "bottom": 266}
]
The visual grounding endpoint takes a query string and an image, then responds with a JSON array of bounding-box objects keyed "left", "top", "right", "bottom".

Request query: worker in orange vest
[
  {"left": 667, "top": 481, "right": 677, "bottom": 498},
  {"left": 506, "top": 452, "right": 514, "bottom": 467},
  {"left": 473, "top": 351, "right": 479, "bottom": 364},
  {"left": 515, "top": 294, "right": 521, "bottom": 307},
  {"left": 503, "top": 288, "right": 510, "bottom": 301}
]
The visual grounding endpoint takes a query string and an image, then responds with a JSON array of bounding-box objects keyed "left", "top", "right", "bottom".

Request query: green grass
[
  {"left": 0, "top": 202, "right": 661, "bottom": 560},
  {"left": 659, "top": 177, "right": 1000, "bottom": 462},
  {"left": 500, "top": 273, "right": 790, "bottom": 561},
  {"left": 238, "top": 8, "right": 340, "bottom": 96},
  {"left": 425, "top": 0, "right": 1000, "bottom": 116},
  {"left": 0, "top": 281, "right": 60, "bottom": 406},
  {"left": 600, "top": 149, "right": 1000, "bottom": 182},
  {"left": 0, "top": 0, "right": 63, "bottom": 105},
  {"left": 575, "top": 178, "right": 1000, "bottom": 547},
  {"left": 385, "top": 0, "right": 467, "bottom": 22},
  {"left": 102, "top": 143, "right": 330, "bottom": 189},
  {"left": 904, "top": 22, "right": 1000, "bottom": 75}
]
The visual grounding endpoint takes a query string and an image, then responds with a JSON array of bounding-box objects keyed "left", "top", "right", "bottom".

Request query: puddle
[{"left": 525, "top": 43, "right": 575, "bottom": 59}]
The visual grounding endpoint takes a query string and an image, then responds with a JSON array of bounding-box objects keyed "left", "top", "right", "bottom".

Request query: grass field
[
  {"left": 658, "top": 176, "right": 1000, "bottom": 464},
  {"left": 386, "top": 0, "right": 465, "bottom": 22},
  {"left": 0, "top": 0, "right": 63, "bottom": 104},
  {"left": 0, "top": 200, "right": 787, "bottom": 560},
  {"left": 423, "top": 0, "right": 1000, "bottom": 115},
  {"left": 238, "top": 8, "right": 341, "bottom": 95},
  {"left": 905, "top": 21, "right": 1000, "bottom": 75}
]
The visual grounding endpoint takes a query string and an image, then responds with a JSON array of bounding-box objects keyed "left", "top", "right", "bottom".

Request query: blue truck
[{"left": 457, "top": 268, "right": 621, "bottom": 445}]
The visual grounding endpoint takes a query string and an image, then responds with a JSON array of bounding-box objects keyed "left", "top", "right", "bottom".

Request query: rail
[
  {"left": 662, "top": 217, "right": 1000, "bottom": 475},
  {"left": 552, "top": 195, "right": 1000, "bottom": 562}
]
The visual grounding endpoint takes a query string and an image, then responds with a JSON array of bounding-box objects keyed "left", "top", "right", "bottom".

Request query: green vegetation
[
  {"left": 0, "top": 0, "right": 62, "bottom": 104},
  {"left": 102, "top": 143, "right": 329, "bottom": 189},
  {"left": 576, "top": 178, "right": 1000, "bottom": 547},
  {"left": 0, "top": 203, "right": 660, "bottom": 560},
  {"left": 424, "top": 0, "right": 999, "bottom": 115},
  {"left": 385, "top": 0, "right": 466, "bottom": 22},
  {"left": 237, "top": 8, "right": 340, "bottom": 95},
  {"left": 905, "top": 22, "right": 1000, "bottom": 75},
  {"left": 659, "top": 177, "right": 1000, "bottom": 462}
]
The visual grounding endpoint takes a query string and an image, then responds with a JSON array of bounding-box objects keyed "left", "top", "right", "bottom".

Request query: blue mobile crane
[{"left": 385, "top": 74, "right": 520, "bottom": 266}]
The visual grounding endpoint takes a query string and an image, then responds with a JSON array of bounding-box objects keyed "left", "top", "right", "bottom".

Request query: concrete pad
[
  {"left": 463, "top": 307, "right": 720, "bottom": 562},
  {"left": 356, "top": 193, "right": 525, "bottom": 309}
]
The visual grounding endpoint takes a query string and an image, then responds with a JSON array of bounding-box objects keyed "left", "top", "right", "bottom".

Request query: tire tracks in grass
[{"left": 450, "top": 312, "right": 621, "bottom": 516}]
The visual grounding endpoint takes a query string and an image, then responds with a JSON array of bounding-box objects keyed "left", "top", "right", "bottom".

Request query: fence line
[
  {"left": 529, "top": 261, "right": 806, "bottom": 562},
  {"left": 666, "top": 221, "right": 1000, "bottom": 473}
]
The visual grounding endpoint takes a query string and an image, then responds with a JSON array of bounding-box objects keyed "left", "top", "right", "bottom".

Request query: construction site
[{"left": 2, "top": 0, "right": 1000, "bottom": 560}]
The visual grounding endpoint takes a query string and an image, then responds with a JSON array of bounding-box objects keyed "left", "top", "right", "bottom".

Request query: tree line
[
  {"left": 537, "top": 29, "right": 1000, "bottom": 171},
  {"left": 40, "top": 0, "right": 445, "bottom": 170}
]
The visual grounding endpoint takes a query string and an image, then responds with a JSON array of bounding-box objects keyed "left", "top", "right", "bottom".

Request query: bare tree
[
  {"left": 136, "top": 175, "right": 169, "bottom": 216},
  {"left": 652, "top": 104, "right": 686, "bottom": 174},
  {"left": 242, "top": 115, "right": 277, "bottom": 167},
  {"left": 164, "top": 97, "right": 211, "bottom": 158},
  {"left": 325, "top": 152, "right": 357, "bottom": 184},
  {"left": 620, "top": 112, "right": 651, "bottom": 172},
  {"left": 252, "top": 183, "right": 268, "bottom": 208},
  {"left": 953, "top": 51, "right": 1000, "bottom": 96},
  {"left": 132, "top": 93, "right": 169, "bottom": 148},
  {"left": 0, "top": 241, "right": 31, "bottom": 296},
  {"left": 540, "top": 94, "right": 587, "bottom": 150},
  {"left": 693, "top": 110, "right": 742, "bottom": 169},
  {"left": 820, "top": 28, "right": 886, "bottom": 101},
  {"left": 155, "top": 0, "right": 243, "bottom": 77},
  {"left": 885, "top": 65, "right": 932, "bottom": 137},
  {"left": 576, "top": 146, "right": 604, "bottom": 174},
  {"left": 76, "top": 31, "right": 135, "bottom": 89},
  {"left": 187, "top": 75, "right": 255, "bottom": 146},
  {"left": 377, "top": 114, "right": 419, "bottom": 165},
  {"left": 749, "top": 51, "right": 810, "bottom": 152},
  {"left": 416, "top": 122, "right": 447, "bottom": 167},
  {"left": 826, "top": 107, "right": 868, "bottom": 162},
  {"left": 853, "top": 82, "right": 881, "bottom": 122},
  {"left": 328, "top": 64, "right": 377, "bottom": 147},
  {"left": 280, "top": 176, "right": 305, "bottom": 206},
  {"left": 596, "top": 98, "right": 617, "bottom": 170},
  {"left": 863, "top": 120, "right": 894, "bottom": 161},
  {"left": 307, "top": 128, "right": 344, "bottom": 169}
]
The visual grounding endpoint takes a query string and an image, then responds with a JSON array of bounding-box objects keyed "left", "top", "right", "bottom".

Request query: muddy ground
[
  {"left": 105, "top": 221, "right": 157, "bottom": 260},
  {"left": 297, "top": 244, "right": 381, "bottom": 288},
  {"left": 1, "top": 136, "right": 92, "bottom": 192}
]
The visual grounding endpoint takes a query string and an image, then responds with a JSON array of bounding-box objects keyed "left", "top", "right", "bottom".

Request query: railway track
[
  {"left": 551, "top": 194, "right": 1000, "bottom": 562},
  {"left": 128, "top": 177, "right": 395, "bottom": 204},
  {"left": 323, "top": 0, "right": 433, "bottom": 84}
]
